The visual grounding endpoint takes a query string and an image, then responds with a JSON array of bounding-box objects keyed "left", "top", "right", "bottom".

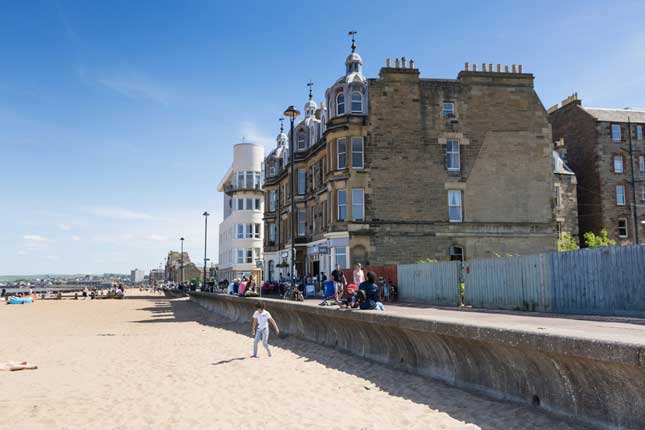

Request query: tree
[
  {"left": 558, "top": 232, "right": 579, "bottom": 252},
  {"left": 583, "top": 229, "right": 616, "bottom": 248}
]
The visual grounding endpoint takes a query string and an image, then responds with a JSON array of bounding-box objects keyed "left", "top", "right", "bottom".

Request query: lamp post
[
  {"left": 202, "top": 211, "right": 210, "bottom": 289},
  {"left": 283, "top": 105, "right": 300, "bottom": 290},
  {"left": 180, "top": 237, "right": 184, "bottom": 284}
]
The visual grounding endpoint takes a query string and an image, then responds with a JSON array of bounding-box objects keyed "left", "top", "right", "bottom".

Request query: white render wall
[{"left": 218, "top": 143, "right": 264, "bottom": 280}]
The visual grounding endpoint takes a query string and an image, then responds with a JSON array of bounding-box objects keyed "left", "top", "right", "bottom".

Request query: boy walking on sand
[{"left": 251, "top": 302, "right": 279, "bottom": 358}]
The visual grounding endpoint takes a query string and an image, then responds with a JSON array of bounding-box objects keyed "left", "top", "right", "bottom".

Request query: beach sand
[{"left": 0, "top": 294, "right": 592, "bottom": 430}]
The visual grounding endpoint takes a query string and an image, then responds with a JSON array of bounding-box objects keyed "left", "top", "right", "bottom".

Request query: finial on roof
[
  {"left": 279, "top": 117, "right": 284, "bottom": 133},
  {"left": 348, "top": 30, "right": 357, "bottom": 53},
  {"left": 307, "top": 81, "right": 314, "bottom": 100}
]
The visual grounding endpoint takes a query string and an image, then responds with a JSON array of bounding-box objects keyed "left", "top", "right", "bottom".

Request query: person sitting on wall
[
  {"left": 244, "top": 275, "right": 259, "bottom": 297},
  {"left": 358, "top": 272, "right": 384, "bottom": 311}
]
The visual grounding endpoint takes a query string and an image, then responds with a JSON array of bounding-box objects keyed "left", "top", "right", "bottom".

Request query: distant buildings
[
  {"left": 262, "top": 38, "right": 565, "bottom": 280},
  {"left": 217, "top": 143, "right": 264, "bottom": 281},
  {"left": 148, "top": 269, "right": 164, "bottom": 284},
  {"left": 550, "top": 96, "right": 644, "bottom": 244},
  {"left": 130, "top": 268, "right": 145, "bottom": 284}
]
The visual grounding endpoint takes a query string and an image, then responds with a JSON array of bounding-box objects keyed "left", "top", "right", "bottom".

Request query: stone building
[
  {"left": 263, "top": 40, "right": 559, "bottom": 277},
  {"left": 165, "top": 251, "right": 202, "bottom": 283},
  {"left": 552, "top": 142, "right": 579, "bottom": 243},
  {"left": 549, "top": 96, "right": 645, "bottom": 245}
]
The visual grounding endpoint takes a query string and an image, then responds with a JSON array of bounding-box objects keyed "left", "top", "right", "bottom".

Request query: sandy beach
[{"left": 0, "top": 294, "right": 592, "bottom": 430}]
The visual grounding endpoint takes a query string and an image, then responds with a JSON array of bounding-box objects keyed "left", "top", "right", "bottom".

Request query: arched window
[
  {"left": 351, "top": 91, "right": 363, "bottom": 113},
  {"left": 336, "top": 93, "right": 345, "bottom": 116}
]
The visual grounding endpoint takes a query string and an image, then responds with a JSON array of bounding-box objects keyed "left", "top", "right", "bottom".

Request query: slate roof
[{"left": 582, "top": 108, "right": 645, "bottom": 123}]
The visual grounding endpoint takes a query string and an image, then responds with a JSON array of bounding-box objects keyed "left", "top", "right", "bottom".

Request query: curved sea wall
[{"left": 189, "top": 292, "right": 645, "bottom": 430}]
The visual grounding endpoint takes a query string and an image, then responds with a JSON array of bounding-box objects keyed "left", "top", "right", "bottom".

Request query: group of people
[
  {"left": 224, "top": 275, "right": 259, "bottom": 297},
  {"left": 329, "top": 263, "right": 397, "bottom": 310}
]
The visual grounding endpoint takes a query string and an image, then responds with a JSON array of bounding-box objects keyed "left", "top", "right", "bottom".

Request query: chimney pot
[
  {"left": 395, "top": 58, "right": 400, "bottom": 68},
  {"left": 482, "top": 63, "right": 486, "bottom": 72},
  {"left": 496, "top": 64, "right": 501, "bottom": 72},
  {"left": 409, "top": 59, "right": 415, "bottom": 69},
  {"left": 512, "top": 64, "right": 517, "bottom": 73},
  {"left": 386, "top": 58, "right": 391, "bottom": 67},
  {"left": 489, "top": 63, "right": 493, "bottom": 72},
  {"left": 504, "top": 65, "right": 509, "bottom": 72},
  {"left": 401, "top": 57, "right": 407, "bottom": 68},
  {"left": 465, "top": 62, "right": 469, "bottom": 71},
  {"left": 518, "top": 64, "right": 523, "bottom": 73},
  {"left": 473, "top": 63, "right": 477, "bottom": 72}
]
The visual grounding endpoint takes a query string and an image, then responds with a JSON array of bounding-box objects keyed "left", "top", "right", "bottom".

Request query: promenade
[{"left": 0, "top": 294, "right": 597, "bottom": 430}]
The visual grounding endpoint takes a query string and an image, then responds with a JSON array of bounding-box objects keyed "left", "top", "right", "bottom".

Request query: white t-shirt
[{"left": 253, "top": 310, "right": 272, "bottom": 330}]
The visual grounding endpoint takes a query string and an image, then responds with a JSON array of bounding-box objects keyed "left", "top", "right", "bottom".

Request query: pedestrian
[
  {"left": 331, "top": 264, "right": 347, "bottom": 306},
  {"left": 251, "top": 302, "right": 279, "bottom": 358},
  {"left": 353, "top": 263, "right": 365, "bottom": 286}
]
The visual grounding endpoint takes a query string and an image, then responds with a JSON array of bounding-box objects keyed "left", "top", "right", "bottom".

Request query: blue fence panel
[{"left": 397, "top": 261, "right": 461, "bottom": 306}]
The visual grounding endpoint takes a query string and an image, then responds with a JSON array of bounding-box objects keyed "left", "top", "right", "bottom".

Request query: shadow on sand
[{"left": 130, "top": 296, "right": 592, "bottom": 430}]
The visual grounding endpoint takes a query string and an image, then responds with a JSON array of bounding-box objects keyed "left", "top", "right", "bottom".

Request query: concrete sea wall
[{"left": 189, "top": 292, "right": 645, "bottom": 430}]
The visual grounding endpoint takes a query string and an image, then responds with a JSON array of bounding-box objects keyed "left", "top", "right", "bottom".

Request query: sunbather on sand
[{"left": 0, "top": 361, "right": 38, "bottom": 372}]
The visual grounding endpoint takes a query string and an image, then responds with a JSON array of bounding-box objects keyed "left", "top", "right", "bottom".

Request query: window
[
  {"left": 255, "top": 198, "right": 261, "bottom": 210},
  {"left": 337, "top": 189, "right": 347, "bottom": 221},
  {"left": 446, "top": 140, "right": 460, "bottom": 171},
  {"left": 236, "top": 224, "right": 244, "bottom": 239},
  {"left": 268, "top": 223, "right": 276, "bottom": 242},
  {"left": 336, "top": 93, "right": 345, "bottom": 115},
  {"left": 639, "top": 156, "right": 645, "bottom": 172},
  {"left": 616, "top": 184, "right": 626, "bottom": 206},
  {"left": 611, "top": 124, "right": 621, "bottom": 141},
  {"left": 254, "top": 224, "right": 261, "bottom": 239},
  {"left": 312, "top": 206, "right": 317, "bottom": 233},
  {"left": 448, "top": 190, "right": 463, "bottom": 222},
  {"left": 236, "top": 172, "right": 244, "bottom": 188},
  {"left": 297, "top": 169, "right": 305, "bottom": 194},
  {"left": 556, "top": 222, "right": 562, "bottom": 239},
  {"left": 618, "top": 219, "right": 628, "bottom": 238},
  {"left": 637, "top": 125, "right": 643, "bottom": 140},
  {"left": 641, "top": 185, "right": 645, "bottom": 202},
  {"left": 245, "top": 171, "right": 253, "bottom": 189},
  {"left": 297, "top": 209, "right": 306, "bottom": 236},
  {"left": 554, "top": 183, "right": 561, "bottom": 208},
  {"left": 335, "top": 247, "right": 348, "bottom": 269},
  {"left": 351, "top": 137, "right": 364, "bottom": 169},
  {"left": 449, "top": 246, "right": 464, "bottom": 262},
  {"left": 237, "top": 199, "right": 244, "bottom": 211},
  {"left": 351, "top": 91, "right": 362, "bottom": 113},
  {"left": 297, "top": 131, "right": 305, "bottom": 151},
  {"left": 246, "top": 249, "right": 253, "bottom": 263},
  {"left": 236, "top": 249, "right": 244, "bottom": 265},
  {"left": 246, "top": 198, "right": 253, "bottom": 210},
  {"left": 337, "top": 138, "right": 347, "bottom": 169},
  {"left": 246, "top": 224, "right": 253, "bottom": 239},
  {"left": 443, "top": 102, "right": 455, "bottom": 118},
  {"left": 614, "top": 155, "right": 624, "bottom": 173},
  {"left": 269, "top": 191, "right": 276, "bottom": 211},
  {"left": 255, "top": 173, "right": 261, "bottom": 189},
  {"left": 352, "top": 189, "right": 364, "bottom": 221}
]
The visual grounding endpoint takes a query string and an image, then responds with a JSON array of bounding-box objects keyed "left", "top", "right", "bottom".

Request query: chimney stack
[
  {"left": 465, "top": 62, "right": 469, "bottom": 71},
  {"left": 401, "top": 57, "right": 407, "bottom": 68},
  {"left": 386, "top": 58, "right": 391, "bottom": 67},
  {"left": 409, "top": 59, "right": 415, "bottom": 69}
]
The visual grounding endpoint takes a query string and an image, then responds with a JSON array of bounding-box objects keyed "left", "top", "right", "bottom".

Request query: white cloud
[
  {"left": 84, "top": 206, "right": 155, "bottom": 221},
  {"left": 24, "top": 234, "right": 48, "bottom": 242},
  {"left": 59, "top": 223, "right": 71, "bottom": 231},
  {"left": 78, "top": 67, "right": 171, "bottom": 106},
  {"left": 17, "top": 250, "right": 28, "bottom": 256},
  {"left": 240, "top": 121, "right": 274, "bottom": 148},
  {"left": 71, "top": 235, "right": 81, "bottom": 241},
  {"left": 144, "top": 234, "right": 167, "bottom": 242},
  {"left": 46, "top": 255, "right": 59, "bottom": 261}
]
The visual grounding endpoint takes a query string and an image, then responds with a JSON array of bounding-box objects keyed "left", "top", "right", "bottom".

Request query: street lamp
[
  {"left": 283, "top": 105, "right": 300, "bottom": 290},
  {"left": 180, "top": 237, "right": 185, "bottom": 284},
  {"left": 202, "top": 211, "right": 210, "bottom": 290}
]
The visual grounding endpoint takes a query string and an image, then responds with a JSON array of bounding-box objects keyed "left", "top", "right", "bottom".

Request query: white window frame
[
  {"left": 334, "top": 247, "right": 348, "bottom": 269},
  {"left": 236, "top": 224, "right": 244, "bottom": 239},
  {"left": 448, "top": 190, "right": 463, "bottom": 222},
  {"left": 443, "top": 102, "right": 455, "bottom": 118},
  {"left": 254, "top": 223, "right": 261, "bottom": 239},
  {"left": 269, "top": 191, "right": 276, "bottom": 211},
  {"left": 246, "top": 249, "right": 253, "bottom": 264},
  {"left": 337, "top": 138, "right": 347, "bottom": 170},
  {"left": 351, "top": 91, "right": 363, "bottom": 113},
  {"left": 246, "top": 198, "right": 253, "bottom": 210},
  {"left": 351, "top": 137, "right": 364, "bottom": 169},
  {"left": 246, "top": 224, "right": 253, "bottom": 239},
  {"left": 297, "top": 209, "right": 306, "bottom": 237},
  {"left": 297, "top": 169, "right": 306, "bottom": 195},
  {"left": 637, "top": 125, "right": 643, "bottom": 141},
  {"left": 255, "top": 198, "right": 261, "bottom": 210},
  {"left": 639, "top": 155, "right": 645, "bottom": 172},
  {"left": 446, "top": 140, "right": 460, "bottom": 171},
  {"left": 614, "top": 155, "right": 624, "bottom": 173},
  {"left": 616, "top": 185, "right": 626, "bottom": 206},
  {"left": 618, "top": 219, "right": 628, "bottom": 238},
  {"left": 337, "top": 189, "right": 347, "bottom": 221},
  {"left": 237, "top": 199, "right": 244, "bottom": 211},
  {"left": 351, "top": 189, "right": 364, "bottom": 221},
  {"left": 611, "top": 124, "right": 622, "bottom": 142},
  {"left": 554, "top": 183, "right": 562, "bottom": 208},
  {"left": 336, "top": 93, "right": 345, "bottom": 116},
  {"left": 236, "top": 249, "right": 244, "bottom": 265},
  {"left": 268, "top": 223, "right": 276, "bottom": 242}
]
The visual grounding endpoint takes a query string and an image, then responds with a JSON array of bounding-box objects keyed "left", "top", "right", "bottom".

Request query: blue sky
[{"left": 2, "top": 0, "right": 644, "bottom": 275}]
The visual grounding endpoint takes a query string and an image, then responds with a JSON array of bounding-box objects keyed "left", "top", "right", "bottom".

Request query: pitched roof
[{"left": 582, "top": 108, "right": 645, "bottom": 123}]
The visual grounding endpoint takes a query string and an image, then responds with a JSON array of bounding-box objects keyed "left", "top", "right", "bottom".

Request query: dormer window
[
  {"left": 337, "top": 93, "right": 345, "bottom": 116},
  {"left": 351, "top": 92, "right": 363, "bottom": 113},
  {"left": 297, "top": 131, "right": 306, "bottom": 151}
]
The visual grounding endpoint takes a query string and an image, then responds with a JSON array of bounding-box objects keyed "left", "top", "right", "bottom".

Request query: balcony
[{"left": 223, "top": 183, "right": 262, "bottom": 195}]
